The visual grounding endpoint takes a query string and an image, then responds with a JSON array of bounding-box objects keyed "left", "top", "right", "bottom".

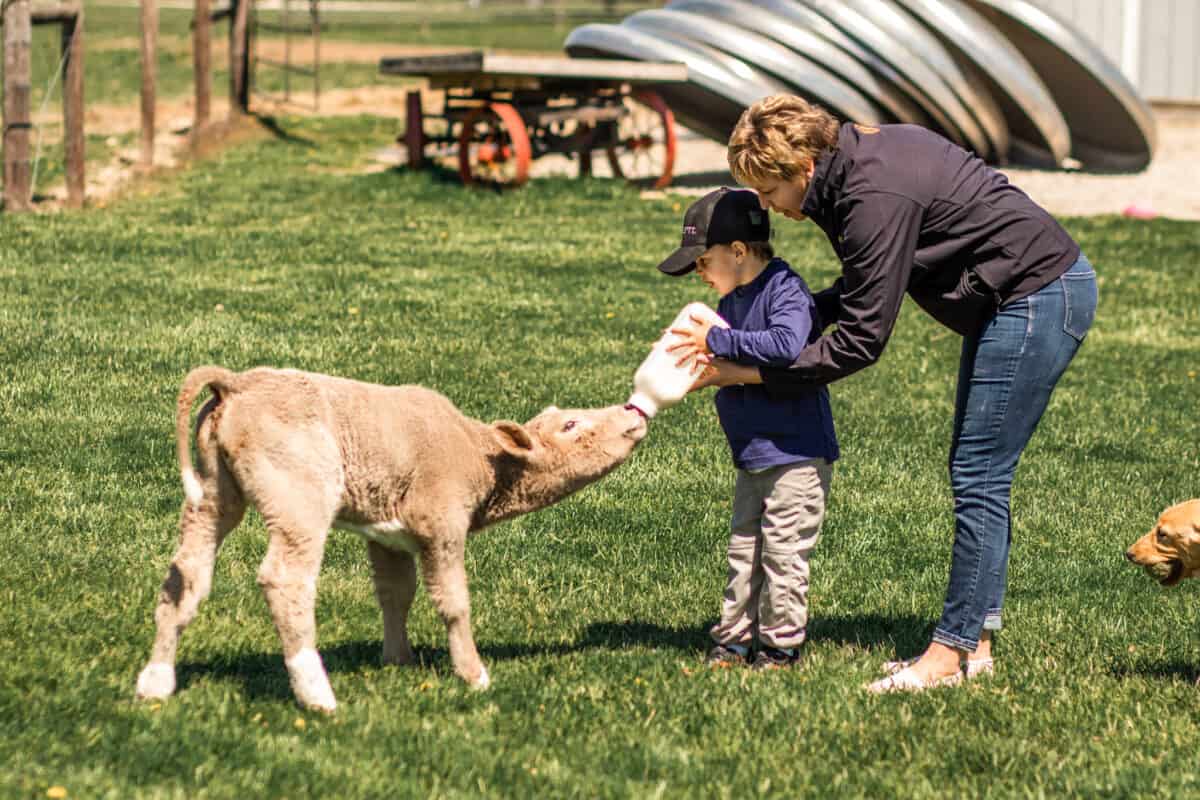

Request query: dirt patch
[
  {"left": 28, "top": 84, "right": 424, "bottom": 209},
  {"left": 23, "top": 41, "right": 484, "bottom": 208}
]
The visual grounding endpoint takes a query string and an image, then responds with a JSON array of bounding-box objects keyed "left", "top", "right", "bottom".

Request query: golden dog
[{"left": 1126, "top": 500, "right": 1200, "bottom": 586}]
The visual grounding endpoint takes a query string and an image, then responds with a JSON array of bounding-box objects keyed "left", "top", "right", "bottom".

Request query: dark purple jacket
[{"left": 761, "top": 123, "right": 1080, "bottom": 395}]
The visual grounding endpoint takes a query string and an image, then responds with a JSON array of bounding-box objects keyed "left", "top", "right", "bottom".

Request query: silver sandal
[
  {"left": 868, "top": 658, "right": 996, "bottom": 693},
  {"left": 866, "top": 665, "right": 963, "bottom": 694},
  {"left": 881, "top": 657, "right": 995, "bottom": 677}
]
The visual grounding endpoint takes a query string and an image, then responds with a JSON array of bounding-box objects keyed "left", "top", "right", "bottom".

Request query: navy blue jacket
[{"left": 706, "top": 258, "right": 839, "bottom": 471}]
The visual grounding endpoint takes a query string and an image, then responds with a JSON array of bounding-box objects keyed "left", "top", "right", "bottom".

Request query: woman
[{"left": 670, "top": 95, "right": 1097, "bottom": 692}]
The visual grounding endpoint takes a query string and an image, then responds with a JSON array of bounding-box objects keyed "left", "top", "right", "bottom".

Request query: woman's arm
[
  {"left": 812, "top": 278, "right": 844, "bottom": 331},
  {"left": 762, "top": 193, "right": 922, "bottom": 393},
  {"left": 689, "top": 359, "right": 763, "bottom": 392}
]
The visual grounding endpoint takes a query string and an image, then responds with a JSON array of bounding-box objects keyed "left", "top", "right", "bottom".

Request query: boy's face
[
  {"left": 695, "top": 244, "right": 741, "bottom": 296},
  {"left": 750, "top": 163, "right": 815, "bottom": 221}
]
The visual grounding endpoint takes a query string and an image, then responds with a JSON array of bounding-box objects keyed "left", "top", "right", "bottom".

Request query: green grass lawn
[{"left": 2, "top": 112, "right": 1199, "bottom": 798}]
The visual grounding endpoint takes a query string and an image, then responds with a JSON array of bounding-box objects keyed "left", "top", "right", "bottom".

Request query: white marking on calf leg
[
  {"left": 285, "top": 648, "right": 337, "bottom": 712},
  {"left": 136, "top": 662, "right": 177, "bottom": 700}
]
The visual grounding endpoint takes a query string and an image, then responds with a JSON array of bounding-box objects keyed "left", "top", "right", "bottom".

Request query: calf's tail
[{"left": 177, "top": 366, "right": 238, "bottom": 506}]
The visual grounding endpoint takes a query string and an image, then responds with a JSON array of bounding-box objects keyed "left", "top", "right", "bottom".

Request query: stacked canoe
[{"left": 565, "top": 0, "right": 1157, "bottom": 170}]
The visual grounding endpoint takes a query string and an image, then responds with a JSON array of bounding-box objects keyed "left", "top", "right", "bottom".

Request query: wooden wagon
[{"left": 379, "top": 51, "right": 688, "bottom": 188}]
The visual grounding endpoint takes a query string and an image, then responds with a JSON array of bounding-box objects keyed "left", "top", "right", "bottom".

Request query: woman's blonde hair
[{"left": 727, "top": 95, "right": 840, "bottom": 186}]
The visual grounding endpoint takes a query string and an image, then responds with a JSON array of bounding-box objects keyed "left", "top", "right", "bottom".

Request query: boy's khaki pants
[{"left": 710, "top": 458, "right": 831, "bottom": 651}]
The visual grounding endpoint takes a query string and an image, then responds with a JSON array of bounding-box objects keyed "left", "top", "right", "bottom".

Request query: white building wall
[{"left": 1031, "top": 0, "right": 1200, "bottom": 102}]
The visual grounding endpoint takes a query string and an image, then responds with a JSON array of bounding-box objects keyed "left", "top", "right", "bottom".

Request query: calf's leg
[
  {"left": 420, "top": 533, "right": 488, "bottom": 689},
  {"left": 258, "top": 514, "right": 337, "bottom": 712},
  {"left": 367, "top": 541, "right": 418, "bottom": 666},
  {"left": 137, "top": 417, "right": 245, "bottom": 701}
]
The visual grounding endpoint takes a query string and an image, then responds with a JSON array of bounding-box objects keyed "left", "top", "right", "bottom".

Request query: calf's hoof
[
  {"left": 136, "top": 662, "right": 177, "bottom": 700},
  {"left": 470, "top": 665, "right": 491, "bottom": 691},
  {"left": 286, "top": 648, "right": 338, "bottom": 713}
]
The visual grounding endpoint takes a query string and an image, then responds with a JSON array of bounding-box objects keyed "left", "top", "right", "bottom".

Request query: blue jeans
[{"left": 932, "top": 254, "right": 1097, "bottom": 652}]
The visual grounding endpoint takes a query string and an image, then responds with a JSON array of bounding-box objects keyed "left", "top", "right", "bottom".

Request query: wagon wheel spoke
[
  {"left": 604, "top": 90, "right": 676, "bottom": 190},
  {"left": 458, "top": 102, "right": 531, "bottom": 188}
]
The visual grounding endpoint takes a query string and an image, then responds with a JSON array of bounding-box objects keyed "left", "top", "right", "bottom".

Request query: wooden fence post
[
  {"left": 61, "top": 6, "right": 85, "bottom": 207},
  {"left": 229, "top": 0, "right": 250, "bottom": 115},
  {"left": 140, "top": 0, "right": 157, "bottom": 167},
  {"left": 3, "top": 0, "right": 33, "bottom": 212},
  {"left": 194, "top": 0, "right": 211, "bottom": 136}
]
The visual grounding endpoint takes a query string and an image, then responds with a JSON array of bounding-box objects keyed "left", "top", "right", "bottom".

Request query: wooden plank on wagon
[
  {"left": 380, "top": 51, "right": 688, "bottom": 84},
  {"left": 31, "top": 4, "right": 80, "bottom": 24}
]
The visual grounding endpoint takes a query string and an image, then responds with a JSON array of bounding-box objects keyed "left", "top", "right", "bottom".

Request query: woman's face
[{"left": 751, "top": 163, "right": 815, "bottom": 221}]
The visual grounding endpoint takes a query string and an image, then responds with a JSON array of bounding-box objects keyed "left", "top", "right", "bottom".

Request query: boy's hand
[{"left": 667, "top": 313, "right": 715, "bottom": 367}]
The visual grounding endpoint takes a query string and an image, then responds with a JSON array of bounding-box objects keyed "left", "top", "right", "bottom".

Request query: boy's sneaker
[
  {"left": 705, "top": 643, "right": 750, "bottom": 668},
  {"left": 751, "top": 646, "right": 801, "bottom": 671}
]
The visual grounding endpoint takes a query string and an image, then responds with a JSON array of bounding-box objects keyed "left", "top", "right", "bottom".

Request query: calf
[{"left": 136, "top": 366, "right": 647, "bottom": 711}]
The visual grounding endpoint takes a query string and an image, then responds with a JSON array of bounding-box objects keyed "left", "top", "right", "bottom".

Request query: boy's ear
[{"left": 491, "top": 421, "right": 534, "bottom": 458}]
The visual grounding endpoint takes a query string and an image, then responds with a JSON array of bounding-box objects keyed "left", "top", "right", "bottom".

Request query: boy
[{"left": 657, "top": 187, "right": 839, "bottom": 670}]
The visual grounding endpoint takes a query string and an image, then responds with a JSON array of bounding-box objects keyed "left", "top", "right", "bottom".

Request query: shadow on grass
[
  {"left": 809, "top": 613, "right": 934, "bottom": 658},
  {"left": 176, "top": 620, "right": 705, "bottom": 699},
  {"left": 1109, "top": 660, "right": 1200, "bottom": 684},
  {"left": 375, "top": 161, "right": 474, "bottom": 188},
  {"left": 175, "top": 613, "right": 934, "bottom": 698},
  {"left": 252, "top": 114, "right": 317, "bottom": 147},
  {"left": 176, "top": 651, "right": 296, "bottom": 701}
]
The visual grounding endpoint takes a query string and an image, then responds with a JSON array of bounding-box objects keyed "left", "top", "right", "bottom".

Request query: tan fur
[
  {"left": 138, "top": 365, "right": 647, "bottom": 710},
  {"left": 1126, "top": 500, "right": 1200, "bottom": 587}
]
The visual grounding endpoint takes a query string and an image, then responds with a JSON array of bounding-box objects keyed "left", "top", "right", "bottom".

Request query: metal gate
[{"left": 252, "top": 0, "right": 322, "bottom": 111}]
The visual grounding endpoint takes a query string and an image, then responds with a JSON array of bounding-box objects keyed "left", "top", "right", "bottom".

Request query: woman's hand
[
  {"left": 689, "top": 359, "right": 762, "bottom": 392},
  {"left": 666, "top": 313, "right": 715, "bottom": 367}
]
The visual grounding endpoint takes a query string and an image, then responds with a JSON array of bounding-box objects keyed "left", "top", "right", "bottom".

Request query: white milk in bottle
[{"left": 627, "top": 302, "right": 730, "bottom": 418}]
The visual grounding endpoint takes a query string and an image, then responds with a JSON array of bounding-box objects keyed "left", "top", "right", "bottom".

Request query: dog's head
[{"left": 1126, "top": 500, "right": 1200, "bottom": 587}]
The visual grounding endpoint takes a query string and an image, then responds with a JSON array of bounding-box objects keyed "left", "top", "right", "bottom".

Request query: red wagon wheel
[
  {"left": 604, "top": 90, "right": 677, "bottom": 189},
  {"left": 457, "top": 101, "right": 532, "bottom": 187}
]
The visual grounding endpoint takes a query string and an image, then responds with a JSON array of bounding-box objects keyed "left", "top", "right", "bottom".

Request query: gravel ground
[
  {"left": 374, "top": 88, "right": 1198, "bottom": 221},
  {"left": 542, "top": 103, "right": 1200, "bottom": 221}
]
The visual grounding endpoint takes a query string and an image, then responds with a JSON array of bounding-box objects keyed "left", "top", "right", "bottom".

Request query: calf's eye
[{"left": 562, "top": 420, "right": 577, "bottom": 432}]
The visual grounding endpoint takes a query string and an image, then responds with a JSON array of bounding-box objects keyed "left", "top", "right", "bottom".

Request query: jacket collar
[
  {"left": 799, "top": 124, "right": 850, "bottom": 230},
  {"left": 731, "top": 258, "right": 785, "bottom": 298}
]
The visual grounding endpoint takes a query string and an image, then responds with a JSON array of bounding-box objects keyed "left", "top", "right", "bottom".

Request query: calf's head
[
  {"left": 1126, "top": 500, "right": 1200, "bottom": 586},
  {"left": 485, "top": 404, "right": 647, "bottom": 523}
]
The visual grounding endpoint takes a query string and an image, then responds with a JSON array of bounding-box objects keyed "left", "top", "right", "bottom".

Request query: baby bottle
[{"left": 627, "top": 302, "right": 729, "bottom": 418}]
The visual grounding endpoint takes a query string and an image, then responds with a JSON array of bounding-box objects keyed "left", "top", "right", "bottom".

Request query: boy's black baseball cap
[{"left": 656, "top": 187, "right": 770, "bottom": 276}]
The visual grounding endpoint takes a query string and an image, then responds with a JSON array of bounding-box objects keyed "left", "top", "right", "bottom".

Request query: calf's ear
[{"left": 492, "top": 421, "right": 534, "bottom": 458}]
